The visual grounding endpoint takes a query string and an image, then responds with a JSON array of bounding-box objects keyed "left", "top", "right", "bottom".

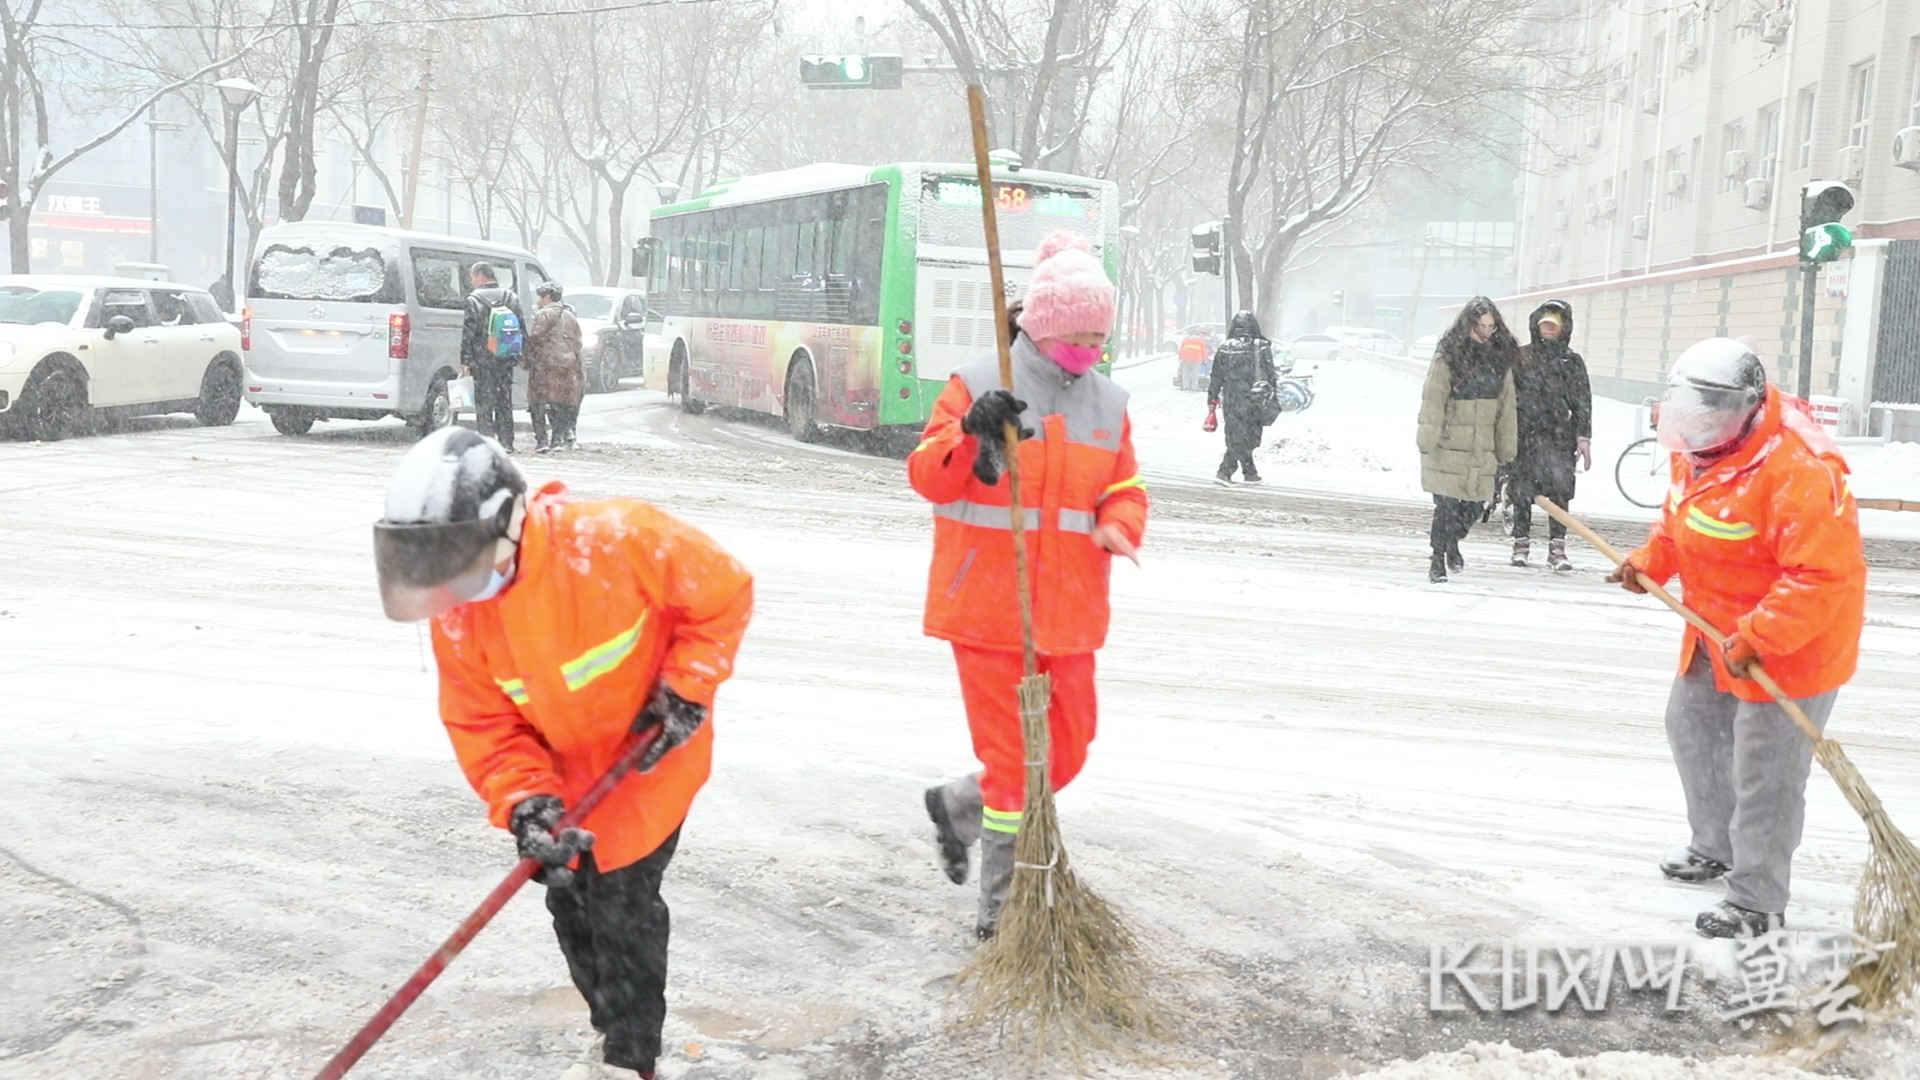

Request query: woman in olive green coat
[{"left": 1417, "top": 296, "right": 1520, "bottom": 583}]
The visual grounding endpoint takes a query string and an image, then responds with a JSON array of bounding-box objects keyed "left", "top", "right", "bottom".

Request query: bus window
[
  {"left": 827, "top": 217, "right": 849, "bottom": 278},
  {"left": 795, "top": 221, "right": 816, "bottom": 281}
]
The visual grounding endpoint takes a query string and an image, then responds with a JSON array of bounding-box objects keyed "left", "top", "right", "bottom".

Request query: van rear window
[{"left": 251, "top": 244, "right": 401, "bottom": 303}]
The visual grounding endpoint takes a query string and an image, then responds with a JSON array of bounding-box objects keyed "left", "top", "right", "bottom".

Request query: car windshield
[
  {"left": 0, "top": 285, "right": 85, "bottom": 326},
  {"left": 569, "top": 294, "right": 616, "bottom": 320}
]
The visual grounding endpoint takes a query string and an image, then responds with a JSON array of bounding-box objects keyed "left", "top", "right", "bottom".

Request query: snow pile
[
  {"left": 1256, "top": 425, "right": 1399, "bottom": 475},
  {"left": 1846, "top": 440, "right": 1920, "bottom": 500},
  {"left": 1340, "top": 1041, "right": 1827, "bottom": 1079}
]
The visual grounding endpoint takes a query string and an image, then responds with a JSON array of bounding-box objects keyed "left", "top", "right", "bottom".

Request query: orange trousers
[{"left": 953, "top": 644, "right": 1098, "bottom": 818}]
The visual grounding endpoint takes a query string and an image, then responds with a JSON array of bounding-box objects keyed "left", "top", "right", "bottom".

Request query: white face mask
[{"left": 468, "top": 565, "right": 513, "bottom": 603}]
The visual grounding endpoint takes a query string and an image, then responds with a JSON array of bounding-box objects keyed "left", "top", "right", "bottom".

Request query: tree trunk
[
  {"left": 9, "top": 213, "right": 29, "bottom": 273},
  {"left": 603, "top": 176, "right": 632, "bottom": 287}
]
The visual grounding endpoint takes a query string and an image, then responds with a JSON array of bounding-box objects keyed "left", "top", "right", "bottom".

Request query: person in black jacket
[
  {"left": 1207, "top": 310, "right": 1278, "bottom": 485},
  {"left": 1509, "top": 300, "right": 1593, "bottom": 570},
  {"left": 461, "top": 261, "right": 524, "bottom": 452}
]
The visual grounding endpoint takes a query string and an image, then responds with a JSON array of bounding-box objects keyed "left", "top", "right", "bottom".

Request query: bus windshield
[{"left": 919, "top": 176, "right": 1105, "bottom": 255}]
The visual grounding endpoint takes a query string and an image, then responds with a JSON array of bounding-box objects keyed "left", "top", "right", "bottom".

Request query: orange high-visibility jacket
[
  {"left": 1179, "top": 337, "right": 1209, "bottom": 363},
  {"left": 1629, "top": 387, "right": 1866, "bottom": 703},
  {"left": 908, "top": 337, "right": 1149, "bottom": 655},
  {"left": 431, "top": 482, "right": 754, "bottom": 871}
]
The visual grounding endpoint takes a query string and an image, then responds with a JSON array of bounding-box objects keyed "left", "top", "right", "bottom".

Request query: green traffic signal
[
  {"left": 1798, "top": 180, "right": 1855, "bottom": 264},
  {"left": 798, "top": 54, "right": 904, "bottom": 90},
  {"left": 1802, "top": 222, "right": 1853, "bottom": 264}
]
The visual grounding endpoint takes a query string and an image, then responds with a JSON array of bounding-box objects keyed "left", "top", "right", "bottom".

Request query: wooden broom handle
[
  {"left": 966, "top": 84, "right": 1038, "bottom": 679},
  {"left": 1535, "top": 497, "right": 1825, "bottom": 744}
]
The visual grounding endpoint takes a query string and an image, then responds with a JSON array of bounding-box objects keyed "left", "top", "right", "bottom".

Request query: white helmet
[
  {"left": 1658, "top": 337, "right": 1768, "bottom": 455},
  {"left": 373, "top": 427, "right": 527, "bottom": 621}
]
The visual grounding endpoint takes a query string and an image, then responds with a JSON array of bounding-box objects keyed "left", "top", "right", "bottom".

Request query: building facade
[{"left": 1512, "top": 0, "right": 1920, "bottom": 435}]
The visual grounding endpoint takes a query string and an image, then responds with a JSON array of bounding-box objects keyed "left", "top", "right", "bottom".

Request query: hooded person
[
  {"left": 906, "top": 231, "right": 1149, "bottom": 941},
  {"left": 1509, "top": 300, "right": 1594, "bottom": 570},
  {"left": 1607, "top": 338, "right": 1866, "bottom": 938},
  {"left": 373, "top": 426, "right": 754, "bottom": 1079},
  {"left": 1207, "top": 310, "right": 1280, "bottom": 485}
]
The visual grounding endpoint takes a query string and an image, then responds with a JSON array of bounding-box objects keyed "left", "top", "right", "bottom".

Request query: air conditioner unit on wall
[
  {"left": 1677, "top": 41, "right": 1700, "bottom": 69},
  {"left": 1836, "top": 145, "right": 1866, "bottom": 185},
  {"left": 1631, "top": 214, "right": 1650, "bottom": 238},
  {"left": 1585, "top": 126, "right": 1603, "bottom": 148},
  {"left": 1607, "top": 81, "right": 1626, "bottom": 102},
  {"left": 1584, "top": 202, "right": 1600, "bottom": 222},
  {"left": 1723, "top": 149, "right": 1749, "bottom": 178},
  {"left": 1666, "top": 170, "right": 1689, "bottom": 195},
  {"left": 1554, "top": 210, "right": 1570, "bottom": 229},
  {"left": 1760, "top": 11, "right": 1790, "bottom": 44},
  {"left": 1599, "top": 196, "right": 1619, "bottom": 217},
  {"left": 1744, "top": 177, "right": 1772, "bottom": 210},
  {"left": 1641, "top": 88, "right": 1662, "bottom": 114},
  {"left": 1894, "top": 127, "right": 1920, "bottom": 170}
]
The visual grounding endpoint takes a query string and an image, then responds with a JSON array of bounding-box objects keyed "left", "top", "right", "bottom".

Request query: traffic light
[
  {"left": 798, "top": 54, "right": 904, "bottom": 90},
  {"left": 1332, "top": 289, "right": 1345, "bottom": 308},
  {"left": 1799, "top": 180, "right": 1855, "bottom": 264},
  {"left": 1190, "top": 222, "right": 1222, "bottom": 275}
]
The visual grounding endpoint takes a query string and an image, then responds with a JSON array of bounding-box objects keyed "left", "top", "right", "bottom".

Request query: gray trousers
[
  {"left": 1664, "top": 651, "right": 1838, "bottom": 913},
  {"left": 933, "top": 773, "right": 1015, "bottom": 932}
]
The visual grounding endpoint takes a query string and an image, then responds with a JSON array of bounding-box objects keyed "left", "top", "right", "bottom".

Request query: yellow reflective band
[
  {"left": 561, "top": 612, "right": 650, "bottom": 693},
  {"left": 1100, "top": 475, "right": 1146, "bottom": 500},
  {"left": 914, "top": 439, "right": 934, "bottom": 454},
  {"left": 1684, "top": 506, "right": 1757, "bottom": 541},
  {"left": 496, "top": 677, "right": 529, "bottom": 705},
  {"left": 982, "top": 807, "right": 1023, "bottom": 834}
]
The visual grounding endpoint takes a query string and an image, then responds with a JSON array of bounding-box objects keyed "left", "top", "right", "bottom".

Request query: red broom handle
[{"left": 313, "top": 727, "right": 661, "bottom": 1080}]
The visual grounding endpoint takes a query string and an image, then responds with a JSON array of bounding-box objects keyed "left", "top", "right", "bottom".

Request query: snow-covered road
[{"left": 3, "top": 358, "right": 1918, "bottom": 1079}]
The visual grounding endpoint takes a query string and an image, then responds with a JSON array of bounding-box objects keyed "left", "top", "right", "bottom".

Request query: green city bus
[{"left": 634, "top": 161, "right": 1120, "bottom": 441}]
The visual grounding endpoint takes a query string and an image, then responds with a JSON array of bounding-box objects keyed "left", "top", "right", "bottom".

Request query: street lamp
[
  {"left": 215, "top": 77, "right": 259, "bottom": 311},
  {"left": 146, "top": 109, "right": 187, "bottom": 265},
  {"left": 653, "top": 179, "right": 681, "bottom": 205},
  {"left": 1118, "top": 224, "right": 1141, "bottom": 356}
]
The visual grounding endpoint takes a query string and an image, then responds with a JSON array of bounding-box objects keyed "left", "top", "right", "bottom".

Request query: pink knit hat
[{"left": 1017, "top": 232, "right": 1115, "bottom": 343}]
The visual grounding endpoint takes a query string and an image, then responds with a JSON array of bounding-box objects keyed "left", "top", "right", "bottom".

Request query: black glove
[
  {"left": 632, "top": 684, "right": 708, "bottom": 772},
  {"left": 961, "top": 390, "right": 1030, "bottom": 487},
  {"left": 509, "top": 795, "right": 594, "bottom": 887}
]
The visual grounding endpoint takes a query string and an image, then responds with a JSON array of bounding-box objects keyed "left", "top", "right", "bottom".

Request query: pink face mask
[{"left": 1043, "top": 341, "right": 1103, "bottom": 375}]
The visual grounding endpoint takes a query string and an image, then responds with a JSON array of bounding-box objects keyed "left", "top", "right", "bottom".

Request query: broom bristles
[
  {"left": 1816, "top": 740, "right": 1920, "bottom": 1011},
  {"left": 952, "top": 672, "right": 1172, "bottom": 1067}
]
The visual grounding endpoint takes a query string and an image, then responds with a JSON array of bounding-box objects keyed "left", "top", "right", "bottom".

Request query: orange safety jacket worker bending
[
  {"left": 1629, "top": 387, "right": 1866, "bottom": 703},
  {"left": 432, "top": 481, "right": 754, "bottom": 871}
]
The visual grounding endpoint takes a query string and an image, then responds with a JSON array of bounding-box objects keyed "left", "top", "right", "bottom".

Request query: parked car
[
  {"left": 242, "top": 222, "right": 552, "bottom": 436},
  {"left": 1286, "top": 332, "right": 1343, "bottom": 364},
  {"left": 565, "top": 286, "right": 658, "bottom": 393},
  {"left": 1158, "top": 321, "right": 1225, "bottom": 354},
  {"left": 1321, "top": 326, "right": 1402, "bottom": 360},
  {"left": 0, "top": 276, "right": 245, "bottom": 440}
]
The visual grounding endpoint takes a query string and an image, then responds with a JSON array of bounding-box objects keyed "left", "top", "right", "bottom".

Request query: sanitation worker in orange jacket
[
  {"left": 373, "top": 426, "right": 753, "bottom": 1079},
  {"left": 910, "top": 232, "right": 1149, "bottom": 940},
  {"left": 1607, "top": 337, "right": 1866, "bottom": 939}
]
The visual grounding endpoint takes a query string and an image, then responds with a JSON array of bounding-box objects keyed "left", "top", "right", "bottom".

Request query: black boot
[
  {"left": 1429, "top": 552, "right": 1448, "bottom": 583},
  {"left": 1446, "top": 541, "right": 1464, "bottom": 573},
  {"left": 1511, "top": 536, "right": 1530, "bottom": 567},
  {"left": 1660, "top": 849, "right": 1731, "bottom": 884},
  {"left": 1549, "top": 538, "right": 1572, "bottom": 572},
  {"left": 1696, "top": 900, "right": 1784, "bottom": 939}
]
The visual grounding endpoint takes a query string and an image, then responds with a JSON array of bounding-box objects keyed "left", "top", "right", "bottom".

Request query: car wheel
[
  {"left": 20, "top": 366, "right": 88, "bottom": 441},
  {"left": 412, "top": 375, "right": 452, "bottom": 433},
  {"left": 785, "top": 356, "right": 820, "bottom": 442},
  {"left": 670, "top": 347, "right": 705, "bottom": 415},
  {"left": 193, "top": 358, "right": 243, "bottom": 426},
  {"left": 269, "top": 408, "right": 315, "bottom": 436}
]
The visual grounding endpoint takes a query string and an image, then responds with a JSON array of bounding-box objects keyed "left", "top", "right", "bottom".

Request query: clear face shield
[
  {"left": 373, "top": 518, "right": 512, "bottom": 622},
  {"left": 1656, "top": 340, "right": 1763, "bottom": 455}
]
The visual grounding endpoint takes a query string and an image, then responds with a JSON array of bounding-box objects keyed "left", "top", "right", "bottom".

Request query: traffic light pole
[{"left": 1797, "top": 261, "right": 1817, "bottom": 399}]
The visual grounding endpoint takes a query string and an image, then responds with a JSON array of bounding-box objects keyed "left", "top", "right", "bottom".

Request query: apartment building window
[
  {"left": 1675, "top": 13, "right": 1697, "bottom": 70},
  {"left": 1909, "top": 38, "right": 1920, "bottom": 127},
  {"left": 1663, "top": 147, "right": 1685, "bottom": 210},
  {"left": 1795, "top": 85, "right": 1817, "bottom": 168},
  {"left": 1653, "top": 34, "right": 1667, "bottom": 82},
  {"left": 1689, "top": 137, "right": 1703, "bottom": 204},
  {"left": 1756, "top": 102, "right": 1781, "bottom": 182},
  {"left": 1723, "top": 120, "right": 1748, "bottom": 192},
  {"left": 1849, "top": 60, "right": 1876, "bottom": 149},
  {"left": 1585, "top": 184, "right": 1598, "bottom": 233},
  {"left": 1609, "top": 61, "right": 1625, "bottom": 121},
  {"left": 1641, "top": 158, "right": 1656, "bottom": 215}
]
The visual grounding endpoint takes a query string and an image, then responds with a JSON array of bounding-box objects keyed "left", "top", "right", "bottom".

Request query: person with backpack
[
  {"left": 529, "top": 282, "right": 586, "bottom": 453},
  {"left": 1206, "top": 310, "right": 1279, "bottom": 485},
  {"left": 462, "top": 261, "right": 525, "bottom": 451}
]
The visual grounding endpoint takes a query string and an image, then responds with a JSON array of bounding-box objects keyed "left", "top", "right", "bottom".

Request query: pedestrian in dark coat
[
  {"left": 1509, "top": 300, "right": 1594, "bottom": 570},
  {"left": 1207, "top": 310, "right": 1278, "bottom": 485},
  {"left": 529, "top": 282, "right": 586, "bottom": 452},
  {"left": 1417, "top": 297, "right": 1519, "bottom": 583},
  {"left": 461, "top": 261, "right": 525, "bottom": 451}
]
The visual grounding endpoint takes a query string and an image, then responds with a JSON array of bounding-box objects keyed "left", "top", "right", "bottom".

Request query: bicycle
[{"left": 1614, "top": 398, "right": 1668, "bottom": 509}]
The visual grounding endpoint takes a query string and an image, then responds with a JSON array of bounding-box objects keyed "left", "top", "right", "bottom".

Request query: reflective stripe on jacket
[
  {"left": 1629, "top": 387, "right": 1866, "bottom": 702},
  {"left": 907, "top": 335, "right": 1149, "bottom": 654},
  {"left": 431, "top": 482, "right": 754, "bottom": 870}
]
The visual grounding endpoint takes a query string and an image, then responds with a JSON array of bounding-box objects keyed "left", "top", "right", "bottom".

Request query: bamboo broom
[
  {"left": 950, "top": 84, "right": 1166, "bottom": 1066},
  {"left": 1540, "top": 497, "right": 1919, "bottom": 1017}
]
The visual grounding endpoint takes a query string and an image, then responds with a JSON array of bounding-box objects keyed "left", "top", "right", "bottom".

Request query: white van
[{"left": 242, "top": 222, "right": 554, "bottom": 436}]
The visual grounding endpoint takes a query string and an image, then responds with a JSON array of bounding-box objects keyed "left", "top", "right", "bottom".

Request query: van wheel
[
  {"left": 413, "top": 376, "right": 452, "bottom": 433},
  {"left": 20, "top": 366, "right": 88, "bottom": 441},
  {"left": 194, "top": 358, "right": 243, "bottom": 426},
  {"left": 269, "top": 408, "right": 315, "bottom": 436},
  {"left": 670, "top": 347, "right": 705, "bottom": 415},
  {"left": 785, "top": 356, "right": 820, "bottom": 442}
]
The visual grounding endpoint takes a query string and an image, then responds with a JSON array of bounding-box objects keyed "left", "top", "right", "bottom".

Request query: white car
[
  {"left": 1286, "top": 332, "right": 1343, "bottom": 364},
  {"left": 0, "top": 276, "right": 245, "bottom": 440}
]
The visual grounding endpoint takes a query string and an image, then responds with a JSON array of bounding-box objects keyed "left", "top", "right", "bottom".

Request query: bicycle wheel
[{"left": 1615, "top": 437, "right": 1668, "bottom": 509}]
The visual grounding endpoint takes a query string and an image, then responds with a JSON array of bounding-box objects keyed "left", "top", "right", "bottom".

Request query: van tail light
[
  {"left": 240, "top": 307, "right": 251, "bottom": 351},
  {"left": 389, "top": 313, "right": 410, "bottom": 360}
]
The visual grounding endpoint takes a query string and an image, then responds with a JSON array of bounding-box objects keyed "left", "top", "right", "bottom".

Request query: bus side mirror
[{"left": 631, "top": 238, "right": 657, "bottom": 279}]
